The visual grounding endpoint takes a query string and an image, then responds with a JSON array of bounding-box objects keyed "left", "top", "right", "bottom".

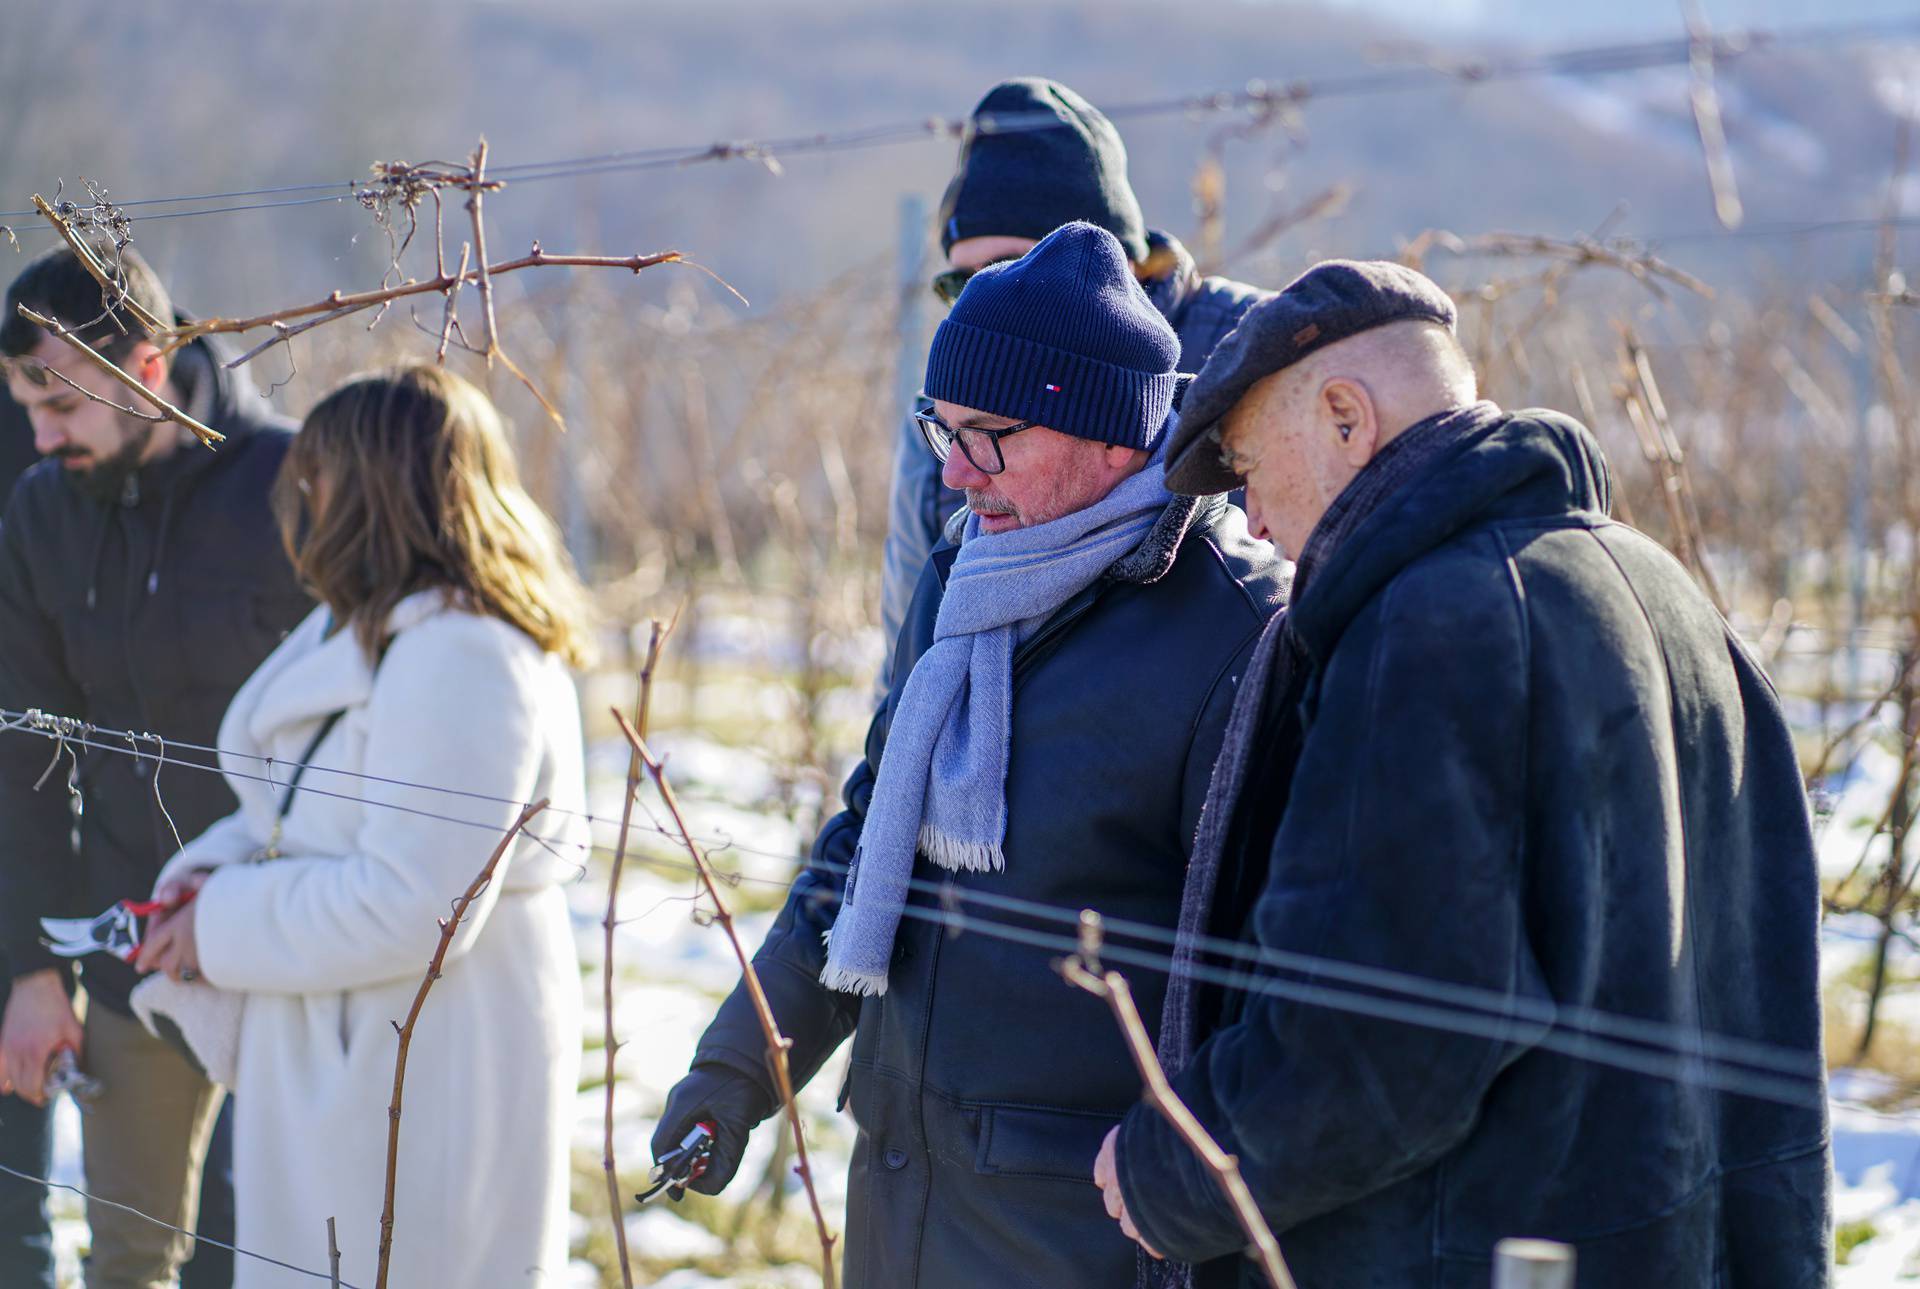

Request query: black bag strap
[
  {"left": 272, "top": 615, "right": 391, "bottom": 834},
  {"left": 278, "top": 709, "right": 345, "bottom": 823}
]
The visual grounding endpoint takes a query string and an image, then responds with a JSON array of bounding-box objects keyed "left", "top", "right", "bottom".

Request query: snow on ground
[
  {"left": 1821, "top": 739, "right": 1906, "bottom": 884},
  {"left": 1834, "top": 1092, "right": 1920, "bottom": 1283},
  {"left": 566, "top": 722, "right": 854, "bottom": 1284}
]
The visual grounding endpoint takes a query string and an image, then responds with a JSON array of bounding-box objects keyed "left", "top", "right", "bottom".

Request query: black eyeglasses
[{"left": 914, "top": 408, "right": 1038, "bottom": 475}]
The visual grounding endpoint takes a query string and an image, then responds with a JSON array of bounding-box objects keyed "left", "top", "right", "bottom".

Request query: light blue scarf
[{"left": 822, "top": 455, "right": 1174, "bottom": 995}]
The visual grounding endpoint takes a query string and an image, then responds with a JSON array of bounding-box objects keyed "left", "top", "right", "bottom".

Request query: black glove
[{"left": 651, "top": 1061, "right": 772, "bottom": 1197}]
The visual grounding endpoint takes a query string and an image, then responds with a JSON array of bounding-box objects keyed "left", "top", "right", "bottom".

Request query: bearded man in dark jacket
[
  {"left": 0, "top": 246, "right": 311, "bottom": 1288},
  {"left": 654, "top": 223, "right": 1287, "bottom": 1288},
  {"left": 879, "top": 76, "right": 1271, "bottom": 687},
  {"left": 1093, "top": 261, "right": 1831, "bottom": 1287}
]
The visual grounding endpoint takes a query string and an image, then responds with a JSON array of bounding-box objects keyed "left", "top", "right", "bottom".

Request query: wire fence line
[
  {"left": 0, "top": 1161, "right": 366, "bottom": 1288},
  {"left": 0, "top": 706, "right": 1837, "bottom": 1108},
  {"left": 1, "top": 13, "right": 1914, "bottom": 238}
]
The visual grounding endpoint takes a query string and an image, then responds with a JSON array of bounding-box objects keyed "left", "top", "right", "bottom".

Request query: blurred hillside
[{"left": 2, "top": 0, "right": 1916, "bottom": 338}]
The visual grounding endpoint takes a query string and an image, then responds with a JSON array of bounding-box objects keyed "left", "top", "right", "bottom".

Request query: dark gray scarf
[{"left": 1142, "top": 400, "right": 1500, "bottom": 1289}]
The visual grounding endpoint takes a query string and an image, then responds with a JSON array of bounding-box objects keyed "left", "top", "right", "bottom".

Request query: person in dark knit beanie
[
  {"left": 878, "top": 76, "right": 1272, "bottom": 687},
  {"left": 937, "top": 78, "right": 1147, "bottom": 262},
  {"left": 651, "top": 212, "right": 1287, "bottom": 1289},
  {"left": 925, "top": 221, "right": 1176, "bottom": 455}
]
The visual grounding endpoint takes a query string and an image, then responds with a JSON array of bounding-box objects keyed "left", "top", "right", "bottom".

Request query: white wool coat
[{"left": 153, "top": 592, "right": 587, "bottom": 1289}]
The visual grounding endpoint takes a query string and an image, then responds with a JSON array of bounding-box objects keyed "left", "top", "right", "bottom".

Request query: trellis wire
[
  {"left": 0, "top": 708, "right": 1835, "bottom": 1104},
  {"left": 2, "top": 15, "right": 1915, "bottom": 233},
  {"left": 0, "top": 1161, "right": 368, "bottom": 1289}
]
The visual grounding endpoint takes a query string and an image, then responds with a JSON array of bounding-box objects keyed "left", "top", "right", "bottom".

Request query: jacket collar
[
  {"left": 238, "top": 590, "right": 449, "bottom": 748},
  {"left": 1288, "top": 407, "right": 1613, "bottom": 664}
]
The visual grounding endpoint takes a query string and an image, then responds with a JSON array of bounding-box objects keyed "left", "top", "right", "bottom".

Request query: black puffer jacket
[
  {"left": 690, "top": 496, "right": 1286, "bottom": 1288},
  {"left": 0, "top": 388, "right": 36, "bottom": 507},
  {"left": 0, "top": 338, "right": 312, "bottom": 1013},
  {"left": 1117, "top": 411, "right": 1831, "bottom": 1288}
]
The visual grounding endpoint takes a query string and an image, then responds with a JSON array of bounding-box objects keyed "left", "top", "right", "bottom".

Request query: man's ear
[
  {"left": 128, "top": 342, "right": 167, "bottom": 395},
  {"left": 1102, "top": 443, "right": 1147, "bottom": 471},
  {"left": 1321, "top": 378, "right": 1378, "bottom": 467}
]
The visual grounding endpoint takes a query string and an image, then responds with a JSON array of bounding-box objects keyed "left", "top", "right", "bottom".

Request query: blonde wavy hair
[{"left": 273, "top": 364, "right": 593, "bottom": 666}]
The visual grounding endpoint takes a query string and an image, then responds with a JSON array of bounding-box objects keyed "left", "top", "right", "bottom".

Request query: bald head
[
  {"left": 1219, "top": 321, "right": 1482, "bottom": 555},
  {"left": 1289, "top": 320, "right": 1477, "bottom": 439}
]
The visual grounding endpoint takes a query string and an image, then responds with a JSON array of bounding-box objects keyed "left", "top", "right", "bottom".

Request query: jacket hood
[
  {"left": 1289, "top": 407, "right": 1612, "bottom": 663},
  {"left": 177, "top": 322, "right": 282, "bottom": 446}
]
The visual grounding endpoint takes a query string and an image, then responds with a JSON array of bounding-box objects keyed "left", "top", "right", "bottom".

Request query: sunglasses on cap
[
  {"left": 0, "top": 355, "right": 52, "bottom": 388},
  {"left": 929, "top": 254, "right": 1022, "bottom": 307}
]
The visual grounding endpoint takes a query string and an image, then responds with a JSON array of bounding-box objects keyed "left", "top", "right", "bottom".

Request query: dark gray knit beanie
[{"left": 937, "top": 78, "right": 1149, "bottom": 263}]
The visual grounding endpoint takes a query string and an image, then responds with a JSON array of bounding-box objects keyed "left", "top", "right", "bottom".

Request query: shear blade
[
  {"left": 39, "top": 916, "right": 105, "bottom": 954},
  {"left": 39, "top": 906, "right": 140, "bottom": 959}
]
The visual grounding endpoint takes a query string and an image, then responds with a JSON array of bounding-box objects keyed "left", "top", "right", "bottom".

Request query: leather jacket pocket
[{"left": 970, "top": 1103, "right": 1119, "bottom": 1183}]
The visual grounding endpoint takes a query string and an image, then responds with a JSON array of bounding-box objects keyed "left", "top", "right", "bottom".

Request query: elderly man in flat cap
[{"left": 1092, "top": 261, "right": 1830, "bottom": 1287}]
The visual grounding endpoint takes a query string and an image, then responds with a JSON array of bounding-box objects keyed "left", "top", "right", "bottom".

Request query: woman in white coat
[{"left": 135, "top": 365, "right": 592, "bottom": 1289}]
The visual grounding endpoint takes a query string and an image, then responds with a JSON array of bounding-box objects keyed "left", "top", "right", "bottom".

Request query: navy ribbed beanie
[
  {"left": 937, "top": 78, "right": 1149, "bottom": 263},
  {"left": 924, "top": 222, "right": 1178, "bottom": 451}
]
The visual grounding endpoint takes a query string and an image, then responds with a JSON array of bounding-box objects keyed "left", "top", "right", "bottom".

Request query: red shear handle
[
  {"left": 687, "top": 1119, "right": 717, "bottom": 1184},
  {"left": 121, "top": 890, "right": 196, "bottom": 919}
]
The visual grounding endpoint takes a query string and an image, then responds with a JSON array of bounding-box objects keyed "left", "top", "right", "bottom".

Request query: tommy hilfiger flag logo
[{"left": 1044, "top": 382, "right": 1063, "bottom": 393}]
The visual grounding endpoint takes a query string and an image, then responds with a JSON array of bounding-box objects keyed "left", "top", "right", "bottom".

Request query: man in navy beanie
[
  {"left": 877, "top": 76, "right": 1272, "bottom": 690},
  {"left": 654, "top": 224, "right": 1286, "bottom": 1288}
]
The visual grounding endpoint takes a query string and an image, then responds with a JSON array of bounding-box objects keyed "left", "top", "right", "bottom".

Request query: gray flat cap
[{"left": 1165, "top": 259, "right": 1458, "bottom": 496}]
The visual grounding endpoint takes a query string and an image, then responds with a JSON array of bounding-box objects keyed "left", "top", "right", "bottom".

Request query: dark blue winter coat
[
  {"left": 1116, "top": 409, "right": 1832, "bottom": 1288},
  {"left": 690, "top": 495, "right": 1287, "bottom": 1287}
]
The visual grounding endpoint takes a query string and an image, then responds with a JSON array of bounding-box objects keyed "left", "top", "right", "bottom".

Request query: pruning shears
[
  {"left": 40, "top": 893, "right": 193, "bottom": 963},
  {"left": 637, "top": 1121, "right": 716, "bottom": 1204}
]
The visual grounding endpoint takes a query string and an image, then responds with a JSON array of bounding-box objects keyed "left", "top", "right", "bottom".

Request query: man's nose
[
  {"left": 942, "top": 451, "right": 989, "bottom": 492},
  {"left": 31, "top": 419, "right": 66, "bottom": 457},
  {"left": 1244, "top": 493, "right": 1270, "bottom": 544}
]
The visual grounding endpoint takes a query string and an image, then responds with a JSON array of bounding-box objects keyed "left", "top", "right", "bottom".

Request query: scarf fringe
[
  {"left": 819, "top": 964, "right": 890, "bottom": 996},
  {"left": 919, "top": 824, "right": 1005, "bottom": 873}
]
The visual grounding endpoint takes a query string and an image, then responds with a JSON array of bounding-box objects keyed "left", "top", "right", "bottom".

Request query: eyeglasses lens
[
  {"left": 956, "top": 428, "right": 1003, "bottom": 474},
  {"left": 916, "top": 414, "right": 1006, "bottom": 474},
  {"left": 917, "top": 413, "right": 951, "bottom": 462}
]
